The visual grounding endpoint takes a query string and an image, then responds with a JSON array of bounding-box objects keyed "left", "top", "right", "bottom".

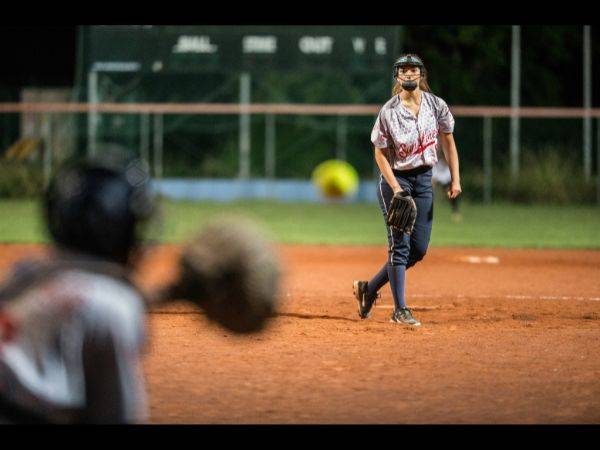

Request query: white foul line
[{"left": 376, "top": 293, "right": 600, "bottom": 304}]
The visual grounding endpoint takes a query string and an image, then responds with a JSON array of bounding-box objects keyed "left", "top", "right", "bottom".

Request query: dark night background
[
  {"left": 0, "top": 25, "right": 597, "bottom": 106},
  {"left": 0, "top": 26, "right": 77, "bottom": 100}
]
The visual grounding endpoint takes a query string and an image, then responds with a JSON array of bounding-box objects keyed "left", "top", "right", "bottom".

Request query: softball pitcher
[{"left": 353, "top": 53, "right": 461, "bottom": 326}]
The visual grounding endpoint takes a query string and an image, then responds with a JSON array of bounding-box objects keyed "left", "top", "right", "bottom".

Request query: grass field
[{"left": 1, "top": 197, "right": 599, "bottom": 249}]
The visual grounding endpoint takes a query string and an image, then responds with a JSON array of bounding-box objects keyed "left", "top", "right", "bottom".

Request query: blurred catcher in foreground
[{"left": 0, "top": 156, "right": 280, "bottom": 424}]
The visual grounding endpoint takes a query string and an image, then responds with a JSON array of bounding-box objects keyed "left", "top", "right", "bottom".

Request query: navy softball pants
[{"left": 366, "top": 166, "right": 434, "bottom": 309}]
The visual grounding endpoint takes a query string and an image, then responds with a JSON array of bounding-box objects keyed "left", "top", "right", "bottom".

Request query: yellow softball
[{"left": 312, "top": 159, "right": 359, "bottom": 199}]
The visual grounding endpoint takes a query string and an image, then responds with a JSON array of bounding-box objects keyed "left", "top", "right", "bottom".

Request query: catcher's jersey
[
  {"left": 0, "top": 255, "right": 147, "bottom": 424},
  {"left": 371, "top": 92, "right": 455, "bottom": 171}
]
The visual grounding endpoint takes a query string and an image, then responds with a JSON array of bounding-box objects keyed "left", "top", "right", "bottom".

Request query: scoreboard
[{"left": 83, "top": 25, "right": 402, "bottom": 74}]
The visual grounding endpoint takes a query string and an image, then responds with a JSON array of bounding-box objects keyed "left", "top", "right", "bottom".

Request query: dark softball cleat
[
  {"left": 353, "top": 280, "right": 378, "bottom": 319},
  {"left": 390, "top": 307, "right": 421, "bottom": 326}
]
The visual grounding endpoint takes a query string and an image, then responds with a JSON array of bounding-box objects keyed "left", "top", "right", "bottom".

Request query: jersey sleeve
[
  {"left": 81, "top": 293, "right": 147, "bottom": 424},
  {"left": 371, "top": 108, "right": 392, "bottom": 149},
  {"left": 434, "top": 97, "right": 455, "bottom": 134}
]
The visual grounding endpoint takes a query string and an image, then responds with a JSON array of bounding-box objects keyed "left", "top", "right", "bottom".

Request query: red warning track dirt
[{"left": 1, "top": 243, "right": 600, "bottom": 423}]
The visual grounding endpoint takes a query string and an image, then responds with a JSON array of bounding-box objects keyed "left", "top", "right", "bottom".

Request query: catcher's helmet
[
  {"left": 392, "top": 54, "right": 425, "bottom": 78},
  {"left": 43, "top": 156, "right": 156, "bottom": 265}
]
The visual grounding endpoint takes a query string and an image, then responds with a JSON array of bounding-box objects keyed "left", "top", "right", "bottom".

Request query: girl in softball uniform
[{"left": 353, "top": 53, "right": 462, "bottom": 326}]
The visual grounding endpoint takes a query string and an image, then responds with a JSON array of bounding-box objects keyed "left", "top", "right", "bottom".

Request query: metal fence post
[
  {"left": 583, "top": 25, "right": 592, "bottom": 181},
  {"left": 140, "top": 112, "right": 150, "bottom": 164},
  {"left": 153, "top": 113, "right": 163, "bottom": 179},
  {"left": 510, "top": 25, "right": 521, "bottom": 181},
  {"left": 265, "top": 113, "right": 276, "bottom": 179},
  {"left": 336, "top": 115, "right": 347, "bottom": 161},
  {"left": 87, "top": 70, "right": 98, "bottom": 157},
  {"left": 42, "top": 113, "right": 52, "bottom": 187},
  {"left": 483, "top": 116, "right": 493, "bottom": 204},
  {"left": 239, "top": 72, "right": 251, "bottom": 179}
]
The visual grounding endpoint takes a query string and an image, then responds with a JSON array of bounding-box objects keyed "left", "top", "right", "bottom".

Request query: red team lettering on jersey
[{"left": 371, "top": 91, "right": 455, "bottom": 170}]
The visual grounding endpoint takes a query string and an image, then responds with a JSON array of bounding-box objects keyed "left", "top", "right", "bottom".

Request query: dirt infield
[{"left": 1, "top": 243, "right": 600, "bottom": 423}]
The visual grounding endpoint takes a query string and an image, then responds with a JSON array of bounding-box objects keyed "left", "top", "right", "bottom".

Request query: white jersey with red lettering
[
  {"left": 0, "top": 252, "right": 148, "bottom": 424},
  {"left": 371, "top": 92, "right": 455, "bottom": 171}
]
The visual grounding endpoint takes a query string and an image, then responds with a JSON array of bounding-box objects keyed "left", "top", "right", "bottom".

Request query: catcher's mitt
[
  {"left": 166, "top": 217, "right": 281, "bottom": 334},
  {"left": 386, "top": 191, "right": 417, "bottom": 234}
]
